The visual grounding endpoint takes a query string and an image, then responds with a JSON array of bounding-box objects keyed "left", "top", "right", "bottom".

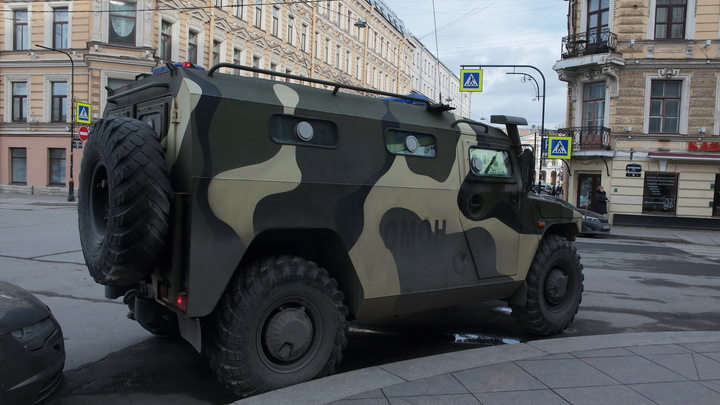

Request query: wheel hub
[
  {"left": 263, "top": 306, "right": 314, "bottom": 362},
  {"left": 545, "top": 269, "right": 569, "bottom": 306}
]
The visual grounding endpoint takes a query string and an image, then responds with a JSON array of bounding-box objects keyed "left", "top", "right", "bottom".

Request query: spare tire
[{"left": 78, "top": 117, "right": 171, "bottom": 286}]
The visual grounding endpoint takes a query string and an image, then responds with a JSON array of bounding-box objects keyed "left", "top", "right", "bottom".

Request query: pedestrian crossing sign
[
  {"left": 460, "top": 69, "right": 483, "bottom": 92},
  {"left": 547, "top": 136, "right": 573, "bottom": 159},
  {"left": 77, "top": 103, "right": 91, "bottom": 124}
]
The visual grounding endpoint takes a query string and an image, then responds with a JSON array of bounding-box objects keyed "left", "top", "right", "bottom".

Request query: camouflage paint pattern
[{"left": 105, "top": 67, "right": 580, "bottom": 319}]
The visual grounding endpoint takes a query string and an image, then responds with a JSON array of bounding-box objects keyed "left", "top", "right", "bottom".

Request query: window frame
[
  {"left": 212, "top": 40, "right": 222, "bottom": 66},
  {"left": 271, "top": 6, "right": 279, "bottom": 37},
  {"left": 14, "top": 9, "right": 29, "bottom": 50},
  {"left": 468, "top": 147, "right": 514, "bottom": 179},
  {"left": 48, "top": 148, "right": 67, "bottom": 186},
  {"left": 642, "top": 172, "right": 678, "bottom": 215},
  {"left": 160, "top": 20, "right": 173, "bottom": 61},
  {"left": 232, "top": 47, "right": 243, "bottom": 74},
  {"left": 287, "top": 15, "right": 295, "bottom": 45},
  {"left": 235, "top": 0, "right": 244, "bottom": 19},
  {"left": 582, "top": 81, "right": 606, "bottom": 128},
  {"left": 300, "top": 23, "right": 308, "bottom": 52},
  {"left": 643, "top": 73, "right": 690, "bottom": 135},
  {"left": 53, "top": 7, "right": 69, "bottom": 49},
  {"left": 51, "top": 81, "right": 68, "bottom": 123},
  {"left": 254, "top": 4, "right": 263, "bottom": 28},
  {"left": 188, "top": 30, "right": 199, "bottom": 64},
  {"left": 648, "top": 0, "right": 696, "bottom": 40},
  {"left": 12, "top": 81, "right": 28, "bottom": 122},
  {"left": 11, "top": 148, "right": 28, "bottom": 184},
  {"left": 650, "top": 80, "right": 681, "bottom": 133},
  {"left": 385, "top": 129, "right": 438, "bottom": 159},
  {"left": 654, "top": 0, "right": 687, "bottom": 40},
  {"left": 108, "top": 0, "right": 137, "bottom": 46}
]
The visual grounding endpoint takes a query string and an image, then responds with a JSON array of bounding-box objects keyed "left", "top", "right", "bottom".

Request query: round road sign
[{"left": 78, "top": 126, "right": 89, "bottom": 141}]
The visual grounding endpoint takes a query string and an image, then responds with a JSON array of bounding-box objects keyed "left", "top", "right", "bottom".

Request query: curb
[
  {"left": 234, "top": 331, "right": 720, "bottom": 405},
  {"left": 606, "top": 233, "right": 683, "bottom": 244}
]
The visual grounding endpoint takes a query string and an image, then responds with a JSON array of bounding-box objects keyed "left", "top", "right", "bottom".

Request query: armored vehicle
[{"left": 78, "top": 63, "right": 583, "bottom": 397}]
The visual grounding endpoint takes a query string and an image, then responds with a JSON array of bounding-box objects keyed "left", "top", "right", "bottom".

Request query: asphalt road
[{"left": 0, "top": 202, "right": 718, "bottom": 404}]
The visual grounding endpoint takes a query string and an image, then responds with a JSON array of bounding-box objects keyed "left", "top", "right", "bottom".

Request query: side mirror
[{"left": 518, "top": 147, "right": 535, "bottom": 191}]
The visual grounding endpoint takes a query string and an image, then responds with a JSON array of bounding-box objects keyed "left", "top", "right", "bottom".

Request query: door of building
[
  {"left": 577, "top": 173, "right": 602, "bottom": 212},
  {"left": 713, "top": 174, "right": 720, "bottom": 217}
]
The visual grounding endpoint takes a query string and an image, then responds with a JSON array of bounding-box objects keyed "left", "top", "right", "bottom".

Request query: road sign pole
[{"left": 37, "top": 44, "right": 75, "bottom": 202}]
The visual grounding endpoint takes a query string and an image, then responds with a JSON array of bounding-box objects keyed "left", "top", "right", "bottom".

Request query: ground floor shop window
[
  {"left": 11, "top": 148, "right": 27, "bottom": 183},
  {"left": 642, "top": 172, "right": 678, "bottom": 214},
  {"left": 49, "top": 148, "right": 66, "bottom": 185}
]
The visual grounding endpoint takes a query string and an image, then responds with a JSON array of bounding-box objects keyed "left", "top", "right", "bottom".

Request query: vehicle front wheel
[
  {"left": 205, "top": 256, "right": 348, "bottom": 398},
  {"left": 512, "top": 234, "right": 583, "bottom": 335}
]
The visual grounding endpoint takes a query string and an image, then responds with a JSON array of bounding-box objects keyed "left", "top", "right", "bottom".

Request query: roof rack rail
[
  {"left": 450, "top": 118, "right": 490, "bottom": 133},
  {"left": 207, "top": 63, "right": 455, "bottom": 114}
]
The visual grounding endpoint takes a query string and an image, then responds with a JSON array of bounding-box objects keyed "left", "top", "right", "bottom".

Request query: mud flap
[
  {"left": 179, "top": 315, "right": 202, "bottom": 352},
  {"left": 508, "top": 281, "right": 527, "bottom": 306}
]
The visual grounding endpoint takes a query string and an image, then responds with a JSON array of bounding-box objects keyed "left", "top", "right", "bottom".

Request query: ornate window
[
  {"left": 109, "top": 1, "right": 136, "bottom": 46},
  {"left": 188, "top": 31, "right": 198, "bottom": 64},
  {"left": 655, "top": 0, "right": 687, "bottom": 39},
  {"left": 160, "top": 21, "right": 172, "bottom": 61},
  {"left": 649, "top": 80, "right": 681, "bottom": 133},
  {"left": 51, "top": 82, "right": 68, "bottom": 122},
  {"left": 12, "top": 82, "right": 28, "bottom": 122}
]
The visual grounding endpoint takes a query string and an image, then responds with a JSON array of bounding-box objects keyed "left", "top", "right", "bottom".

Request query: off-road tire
[
  {"left": 512, "top": 234, "right": 583, "bottom": 335},
  {"left": 78, "top": 117, "right": 171, "bottom": 286},
  {"left": 205, "top": 256, "right": 348, "bottom": 398}
]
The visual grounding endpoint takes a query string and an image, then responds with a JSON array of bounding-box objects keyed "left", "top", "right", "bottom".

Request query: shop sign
[
  {"left": 688, "top": 142, "right": 720, "bottom": 151},
  {"left": 626, "top": 163, "right": 642, "bottom": 177}
]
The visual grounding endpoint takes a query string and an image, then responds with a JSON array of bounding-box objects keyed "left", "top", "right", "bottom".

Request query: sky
[{"left": 380, "top": 0, "right": 570, "bottom": 129}]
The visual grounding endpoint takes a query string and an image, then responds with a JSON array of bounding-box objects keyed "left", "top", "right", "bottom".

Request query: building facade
[
  {"left": 554, "top": 0, "right": 720, "bottom": 226},
  {"left": 1, "top": 0, "right": 469, "bottom": 194}
]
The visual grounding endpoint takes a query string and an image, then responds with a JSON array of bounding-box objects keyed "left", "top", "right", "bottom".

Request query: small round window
[
  {"left": 404, "top": 136, "right": 419, "bottom": 153},
  {"left": 295, "top": 121, "right": 314, "bottom": 141}
]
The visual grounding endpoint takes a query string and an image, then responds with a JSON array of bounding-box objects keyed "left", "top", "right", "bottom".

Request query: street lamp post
[{"left": 36, "top": 44, "right": 75, "bottom": 202}]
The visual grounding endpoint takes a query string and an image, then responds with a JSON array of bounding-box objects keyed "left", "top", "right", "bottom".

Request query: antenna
[{"left": 431, "top": 0, "right": 442, "bottom": 103}]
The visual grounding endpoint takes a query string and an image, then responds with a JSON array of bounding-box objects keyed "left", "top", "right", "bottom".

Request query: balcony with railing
[
  {"left": 561, "top": 28, "right": 617, "bottom": 59},
  {"left": 557, "top": 126, "right": 612, "bottom": 151}
]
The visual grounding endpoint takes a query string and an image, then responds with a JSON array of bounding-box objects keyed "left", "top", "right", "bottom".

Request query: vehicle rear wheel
[
  {"left": 512, "top": 234, "right": 583, "bottom": 335},
  {"left": 205, "top": 256, "right": 348, "bottom": 398},
  {"left": 78, "top": 117, "right": 171, "bottom": 286}
]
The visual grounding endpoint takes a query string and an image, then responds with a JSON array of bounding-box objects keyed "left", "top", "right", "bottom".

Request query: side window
[
  {"left": 385, "top": 129, "right": 436, "bottom": 158},
  {"left": 270, "top": 115, "right": 338, "bottom": 147},
  {"left": 469, "top": 148, "right": 512, "bottom": 178}
]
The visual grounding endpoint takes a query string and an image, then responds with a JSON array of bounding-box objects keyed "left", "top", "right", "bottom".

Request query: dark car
[
  {"left": 0, "top": 280, "right": 65, "bottom": 405},
  {"left": 539, "top": 195, "right": 611, "bottom": 236},
  {"left": 532, "top": 183, "right": 554, "bottom": 195}
]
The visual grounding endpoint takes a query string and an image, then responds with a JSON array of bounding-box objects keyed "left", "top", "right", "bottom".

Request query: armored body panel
[{"left": 79, "top": 64, "right": 583, "bottom": 397}]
